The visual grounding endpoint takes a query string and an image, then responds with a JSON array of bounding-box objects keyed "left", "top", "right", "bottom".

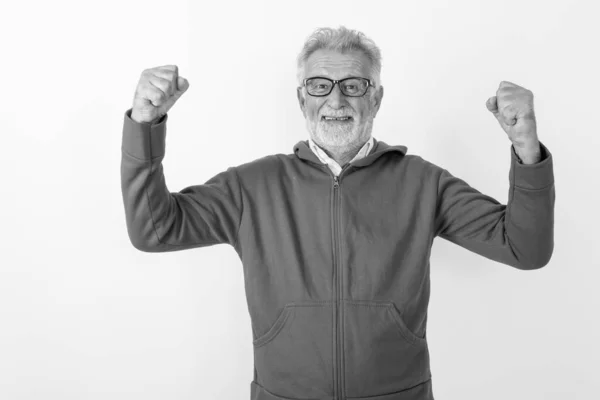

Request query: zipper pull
[{"left": 333, "top": 176, "right": 339, "bottom": 188}]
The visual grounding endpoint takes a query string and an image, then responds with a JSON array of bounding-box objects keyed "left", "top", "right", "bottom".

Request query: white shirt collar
[{"left": 307, "top": 136, "right": 375, "bottom": 176}]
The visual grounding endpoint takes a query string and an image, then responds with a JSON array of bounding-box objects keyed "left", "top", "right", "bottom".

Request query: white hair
[{"left": 296, "top": 26, "right": 383, "bottom": 88}]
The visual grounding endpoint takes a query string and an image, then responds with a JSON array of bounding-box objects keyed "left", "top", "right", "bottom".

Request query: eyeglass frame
[{"left": 300, "top": 76, "right": 375, "bottom": 97}]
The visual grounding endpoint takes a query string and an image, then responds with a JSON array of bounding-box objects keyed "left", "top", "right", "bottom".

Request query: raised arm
[
  {"left": 120, "top": 65, "right": 242, "bottom": 252},
  {"left": 434, "top": 81, "right": 555, "bottom": 270}
]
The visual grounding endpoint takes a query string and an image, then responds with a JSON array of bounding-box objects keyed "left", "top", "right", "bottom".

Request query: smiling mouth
[{"left": 322, "top": 116, "right": 353, "bottom": 122}]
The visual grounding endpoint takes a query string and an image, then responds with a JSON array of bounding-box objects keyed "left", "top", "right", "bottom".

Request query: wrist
[{"left": 514, "top": 140, "right": 541, "bottom": 164}]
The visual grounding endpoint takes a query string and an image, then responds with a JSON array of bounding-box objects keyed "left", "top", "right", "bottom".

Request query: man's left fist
[{"left": 486, "top": 81, "right": 538, "bottom": 148}]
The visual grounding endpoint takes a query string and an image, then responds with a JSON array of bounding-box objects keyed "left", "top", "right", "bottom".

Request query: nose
[{"left": 326, "top": 83, "right": 346, "bottom": 109}]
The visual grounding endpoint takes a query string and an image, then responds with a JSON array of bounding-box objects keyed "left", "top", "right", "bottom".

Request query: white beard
[{"left": 307, "top": 118, "right": 373, "bottom": 150}]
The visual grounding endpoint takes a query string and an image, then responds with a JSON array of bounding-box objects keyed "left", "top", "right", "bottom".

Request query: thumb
[
  {"left": 485, "top": 96, "right": 516, "bottom": 127},
  {"left": 175, "top": 76, "right": 190, "bottom": 95},
  {"left": 486, "top": 96, "right": 510, "bottom": 125},
  {"left": 486, "top": 96, "right": 499, "bottom": 115}
]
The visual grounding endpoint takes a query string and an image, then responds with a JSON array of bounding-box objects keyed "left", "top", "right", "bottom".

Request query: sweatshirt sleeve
[
  {"left": 120, "top": 108, "right": 243, "bottom": 252},
  {"left": 434, "top": 141, "right": 554, "bottom": 270}
]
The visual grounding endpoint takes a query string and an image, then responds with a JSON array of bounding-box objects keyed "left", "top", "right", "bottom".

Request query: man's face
[{"left": 297, "top": 49, "right": 384, "bottom": 150}]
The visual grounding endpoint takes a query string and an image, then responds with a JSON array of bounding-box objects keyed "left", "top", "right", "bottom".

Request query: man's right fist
[{"left": 131, "top": 65, "right": 189, "bottom": 124}]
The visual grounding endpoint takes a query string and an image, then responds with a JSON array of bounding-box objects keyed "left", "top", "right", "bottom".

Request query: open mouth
[{"left": 321, "top": 116, "right": 353, "bottom": 122}]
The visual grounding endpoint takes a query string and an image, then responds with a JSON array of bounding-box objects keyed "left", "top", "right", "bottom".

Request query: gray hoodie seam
[{"left": 232, "top": 167, "right": 244, "bottom": 249}]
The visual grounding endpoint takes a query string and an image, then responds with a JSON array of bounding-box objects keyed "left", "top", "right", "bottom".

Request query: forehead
[{"left": 304, "top": 49, "right": 372, "bottom": 79}]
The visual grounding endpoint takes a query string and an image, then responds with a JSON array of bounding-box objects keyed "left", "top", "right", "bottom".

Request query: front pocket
[
  {"left": 253, "top": 301, "right": 334, "bottom": 399},
  {"left": 343, "top": 300, "right": 431, "bottom": 398}
]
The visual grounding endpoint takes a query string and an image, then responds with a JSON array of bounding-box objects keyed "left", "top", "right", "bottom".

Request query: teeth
[{"left": 324, "top": 116, "right": 350, "bottom": 120}]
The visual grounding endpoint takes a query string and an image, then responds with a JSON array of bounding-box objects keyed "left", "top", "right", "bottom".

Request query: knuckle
[
  {"left": 159, "top": 79, "right": 172, "bottom": 94},
  {"left": 148, "top": 88, "right": 162, "bottom": 102}
]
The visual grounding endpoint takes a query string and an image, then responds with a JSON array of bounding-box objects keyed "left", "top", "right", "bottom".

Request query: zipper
[
  {"left": 332, "top": 174, "right": 341, "bottom": 398},
  {"left": 325, "top": 164, "right": 352, "bottom": 399},
  {"left": 332, "top": 174, "right": 341, "bottom": 399},
  {"left": 332, "top": 165, "right": 350, "bottom": 399}
]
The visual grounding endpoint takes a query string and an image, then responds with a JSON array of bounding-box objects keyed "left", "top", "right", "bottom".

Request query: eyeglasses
[{"left": 301, "top": 76, "right": 374, "bottom": 97}]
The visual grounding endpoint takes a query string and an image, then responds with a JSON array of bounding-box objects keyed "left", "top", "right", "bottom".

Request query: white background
[{"left": 1, "top": 0, "right": 599, "bottom": 399}]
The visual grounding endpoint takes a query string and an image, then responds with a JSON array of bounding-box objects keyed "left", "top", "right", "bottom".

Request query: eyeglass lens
[{"left": 306, "top": 78, "right": 368, "bottom": 96}]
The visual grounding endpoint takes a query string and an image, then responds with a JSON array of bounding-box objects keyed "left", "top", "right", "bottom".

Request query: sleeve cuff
[
  {"left": 121, "top": 108, "right": 168, "bottom": 160},
  {"left": 510, "top": 140, "right": 554, "bottom": 190}
]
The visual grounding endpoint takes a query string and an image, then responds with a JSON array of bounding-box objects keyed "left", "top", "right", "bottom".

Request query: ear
[
  {"left": 297, "top": 87, "right": 306, "bottom": 118},
  {"left": 372, "top": 85, "right": 384, "bottom": 118}
]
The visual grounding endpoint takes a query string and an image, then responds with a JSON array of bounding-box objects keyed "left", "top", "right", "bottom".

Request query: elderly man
[{"left": 121, "top": 26, "right": 554, "bottom": 400}]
